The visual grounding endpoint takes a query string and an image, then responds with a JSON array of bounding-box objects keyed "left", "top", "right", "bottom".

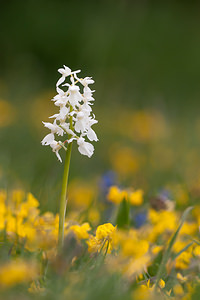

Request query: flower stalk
[{"left": 58, "top": 141, "right": 73, "bottom": 250}]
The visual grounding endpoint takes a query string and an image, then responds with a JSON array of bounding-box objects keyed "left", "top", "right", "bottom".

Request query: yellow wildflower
[
  {"left": 96, "top": 223, "right": 116, "bottom": 241},
  {"left": 0, "top": 259, "right": 38, "bottom": 287},
  {"left": 107, "top": 186, "right": 144, "bottom": 206},
  {"left": 151, "top": 245, "right": 163, "bottom": 255},
  {"left": 19, "top": 223, "right": 36, "bottom": 242},
  {"left": 129, "top": 189, "right": 143, "bottom": 206},
  {"left": 70, "top": 222, "right": 91, "bottom": 240},
  {"left": 147, "top": 209, "right": 177, "bottom": 242},
  {"left": 173, "top": 284, "right": 184, "bottom": 296},
  {"left": 159, "top": 279, "right": 165, "bottom": 289},
  {"left": 113, "top": 228, "right": 137, "bottom": 246},
  {"left": 140, "top": 279, "right": 152, "bottom": 290},
  {"left": 133, "top": 278, "right": 165, "bottom": 299},
  {"left": 107, "top": 186, "right": 128, "bottom": 204},
  {"left": 175, "top": 251, "right": 192, "bottom": 269},
  {"left": 193, "top": 245, "right": 200, "bottom": 257},
  {"left": 132, "top": 288, "right": 153, "bottom": 300},
  {"left": 27, "top": 193, "right": 40, "bottom": 208},
  {"left": 87, "top": 223, "right": 116, "bottom": 253},
  {"left": 18, "top": 193, "right": 40, "bottom": 220},
  {"left": 87, "top": 236, "right": 100, "bottom": 253},
  {"left": 26, "top": 212, "right": 59, "bottom": 251},
  {"left": 173, "top": 240, "right": 191, "bottom": 254},
  {"left": 179, "top": 222, "right": 198, "bottom": 236},
  {"left": 6, "top": 212, "right": 16, "bottom": 235},
  {"left": 0, "top": 197, "right": 6, "bottom": 230},
  {"left": 177, "top": 273, "right": 188, "bottom": 283},
  {"left": 122, "top": 238, "right": 149, "bottom": 258}
]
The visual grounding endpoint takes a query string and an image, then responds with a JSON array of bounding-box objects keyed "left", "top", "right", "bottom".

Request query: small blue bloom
[
  {"left": 100, "top": 171, "right": 117, "bottom": 194},
  {"left": 135, "top": 212, "right": 147, "bottom": 228}
]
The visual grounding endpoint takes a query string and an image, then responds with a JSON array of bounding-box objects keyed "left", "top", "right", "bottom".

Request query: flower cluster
[{"left": 41, "top": 65, "right": 98, "bottom": 162}]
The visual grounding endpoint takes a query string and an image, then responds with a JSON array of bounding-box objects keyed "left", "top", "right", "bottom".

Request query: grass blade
[
  {"left": 191, "top": 238, "right": 200, "bottom": 246},
  {"left": 154, "top": 206, "right": 193, "bottom": 290},
  {"left": 116, "top": 198, "right": 130, "bottom": 228}
]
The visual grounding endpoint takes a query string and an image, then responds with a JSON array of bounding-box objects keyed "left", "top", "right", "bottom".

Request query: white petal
[
  {"left": 60, "top": 106, "right": 69, "bottom": 117},
  {"left": 58, "top": 65, "right": 71, "bottom": 76},
  {"left": 42, "top": 122, "right": 55, "bottom": 131},
  {"left": 75, "top": 119, "right": 86, "bottom": 133},
  {"left": 55, "top": 150, "right": 62, "bottom": 162},
  {"left": 72, "top": 69, "right": 81, "bottom": 75},
  {"left": 77, "top": 139, "right": 94, "bottom": 158},
  {"left": 41, "top": 133, "right": 55, "bottom": 145},
  {"left": 56, "top": 86, "right": 65, "bottom": 95},
  {"left": 61, "top": 123, "right": 75, "bottom": 136},
  {"left": 87, "top": 128, "right": 98, "bottom": 141},
  {"left": 49, "top": 113, "right": 59, "bottom": 119},
  {"left": 50, "top": 141, "right": 62, "bottom": 162},
  {"left": 56, "top": 76, "right": 65, "bottom": 87},
  {"left": 83, "top": 86, "right": 95, "bottom": 100}
]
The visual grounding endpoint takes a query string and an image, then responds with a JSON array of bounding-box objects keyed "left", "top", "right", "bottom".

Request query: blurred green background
[{"left": 1, "top": 0, "right": 200, "bottom": 212}]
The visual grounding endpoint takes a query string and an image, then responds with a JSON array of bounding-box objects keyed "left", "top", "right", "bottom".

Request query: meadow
[{"left": 1, "top": 1, "right": 200, "bottom": 299}]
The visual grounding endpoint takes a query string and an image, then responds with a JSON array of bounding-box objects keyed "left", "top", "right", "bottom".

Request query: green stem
[{"left": 58, "top": 141, "right": 73, "bottom": 250}]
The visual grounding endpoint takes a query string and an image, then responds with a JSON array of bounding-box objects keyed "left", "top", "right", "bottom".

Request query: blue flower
[
  {"left": 100, "top": 171, "right": 117, "bottom": 194},
  {"left": 135, "top": 212, "right": 147, "bottom": 228}
]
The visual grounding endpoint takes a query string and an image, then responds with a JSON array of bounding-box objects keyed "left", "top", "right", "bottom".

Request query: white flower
[
  {"left": 52, "top": 88, "right": 68, "bottom": 107},
  {"left": 83, "top": 86, "right": 95, "bottom": 101},
  {"left": 41, "top": 133, "right": 55, "bottom": 146},
  {"left": 42, "top": 121, "right": 63, "bottom": 136},
  {"left": 56, "top": 66, "right": 72, "bottom": 87},
  {"left": 60, "top": 123, "right": 75, "bottom": 136},
  {"left": 78, "top": 76, "right": 95, "bottom": 86},
  {"left": 49, "top": 106, "right": 69, "bottom": 123},
  {"left": 42, "top": 65, "right": 98, "bottom": 162},
  {"left": 57, "top": 65, "right": 81, "bottom": 87},
  {"left": 58, "top": 65, "right": 72, "bottom": 76},
  {"left": 74, "top": 110, "right": 91, "bottom": 133},
  {"left": 86, "top": 127, "right": 98, "bottom": 142},
  {"left": 77, "top": 137, "right": 94, "bottom": 158},
  {"left": 74, "top": 111, "right": 86, "bottom": 132},
  {"left": 67, "top": 85, "right": 83, "bottom": 108},
  {"left": 41, "top": 121, "right": 64, "bottom": 146},
  {"left": 50, "top": 141, "right": 62, "bottom": 162}
]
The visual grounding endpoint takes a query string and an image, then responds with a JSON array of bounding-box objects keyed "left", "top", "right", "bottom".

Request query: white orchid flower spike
[{"left": 42, "top": 65, "right": 98, "bottom": 162}]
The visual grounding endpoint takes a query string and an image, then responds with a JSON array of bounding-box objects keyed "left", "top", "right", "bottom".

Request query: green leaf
[
  {"left": 154, "top": 206, "right": 193, "bottom": 290},
  {"left": 116, "top": 198, "right": 130, "bottom": 229}
]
